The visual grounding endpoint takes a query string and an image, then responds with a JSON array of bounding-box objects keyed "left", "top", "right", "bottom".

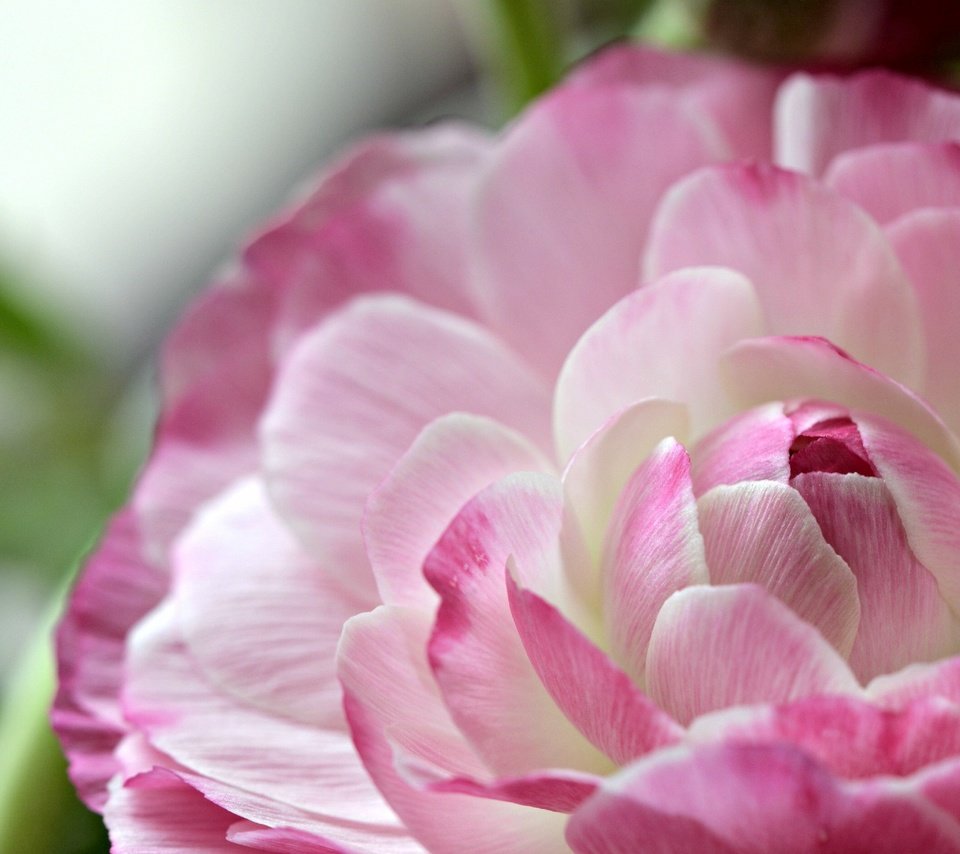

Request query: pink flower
[{"left": 54, "top": 45, "right": 960, "bottom": 851}]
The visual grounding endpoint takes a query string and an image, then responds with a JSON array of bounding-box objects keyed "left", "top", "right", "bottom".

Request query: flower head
[{"left": 54, "top": 45, "right": 960, "bottom": 852}]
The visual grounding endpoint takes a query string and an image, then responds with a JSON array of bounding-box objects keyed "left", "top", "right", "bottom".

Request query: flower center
[{"left": 788, "top": 416, "right": 878, "bottom": 479}]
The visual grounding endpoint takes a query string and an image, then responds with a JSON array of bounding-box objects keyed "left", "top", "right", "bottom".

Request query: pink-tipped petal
[
  {"left": 174, "top": 478, "right": 367, "bottom": 729},
  {"left": 722, "top": 336, "right": 960, "bottom": 469},
  {"left": 562, "top": 399, "right": 689, "bottom": 562},
  {"left": 425, "top": 768, "right": 599, "bottom": 814},
  {"left": 646, "top": 584, "right": 860, "bottom": 725},
  {"left": 364, "top": 413, "right": 551, "bottom": 610},
  {"left": 554, "top": 266, "right": 763, "bottom": 458},
  {"left": 123, "top": 602, "right": 401, "bottom": 832},
  {"left": 567, "top": 742, "right": 960, "bottom": 853},
  {"left": 260, "top": 295, "right": 551, "bottom": 595},
  {"left": 776, "top": 70, "right": 960, "bottom": 177},
  {"left": 471, "top": 83, "right": 724, "bottom": 379},
  {"left": 698, "top": 481, "right": 860, "bottom": 656},
  {"left": 52, "top": 511, "right": 166, "bottom": 809},
  {"left": 103, "top": 768, "right": 240, "bottom": 853},
  {"left": 569, "top": 43, "right": 781, "bottom": 159},
  {"left": 794, "top": 471, "right": 960, "bottom": 682},
  {"left": 644, "top": 163, "right": 923, "bottom": 386},
  {"left": 601, "top": 438, "right": 708, "bottom": 683},
  {"left": 869, "top": 657, "right": 960, "bottom": 707},
  {"left": 887, "top": 209, "right": 960, "bottom": 431},
  {"left": 227, "top": 821, "right": 358, "bottom": 853},
  {"left": 424, "top": 473, "right": 606, "bottom": 775},
  {"left": 825, "top": 142, "right": 960, "bottom": 225},
  {"left": 690, "top": 402, "right": 792, "bottom": 496},
  {"left": 508, "top": 573, "right": 683, "bottom": 765},
  {"left": 244, "top": 126, "right": 492, "bottom": 349}
]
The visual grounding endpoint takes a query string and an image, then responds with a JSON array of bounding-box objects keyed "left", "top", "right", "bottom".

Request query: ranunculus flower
[{"left": 54, "top": 44, "right": 960, "bottom": 851}]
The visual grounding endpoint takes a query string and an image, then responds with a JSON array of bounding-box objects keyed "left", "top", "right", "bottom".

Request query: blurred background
[{"left": 3, "top": 0, "right": 960, "bottom": 850}]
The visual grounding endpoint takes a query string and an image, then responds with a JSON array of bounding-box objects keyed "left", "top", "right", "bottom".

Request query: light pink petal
[
  {"left": 888, "top": 208, "right": 960, "bottom": 430},
  {"left": 260, "top": 295, "right": 552, "bottom": 595},
  {"left": 135, "top": 273, "right": 278, "bottom": 566},
  {"left": 569, "top": 43, "right": 781, "bottom": 158},
  {"left": 470, "top": 82, "right": 725, "bottom": 379},
  {"left": 562, "top": 398, "right": 689, "bottom": 564},
  {"left": 602, "top": 438, "right": 708, "bottom": 683},
  {"left": 825, "top": 142, "right": 960, "bottom": 225},
  {"left": 424, "top": 473, "right": 607, "bottom": 775},
  {"left": 646, "top": 584, "right": 861, "bottom": 725},
  {"left": 554, "top": 266, "right": 763, "bottom": 458},
  {"left": 52, "top": 511, "right": 166, "bottom": 809},
  {"left": 644, "top": 163, "right": 923, "bottom": 386},
  {"left": 690, "top": 402, "right": 792, "bottom": 496},
  {"left": 722, "top": 335, "right": 960, "bottom": 469},
  {"left": 227, "top": 821, "right": 356, "bottom": 853},
  {"left": 918, "top": 757, "right": 960, "bottom": 827},
  {"left": 425, "top": 768, "right": 599, "bottom": 814},
  {"left": 342, "top": 692, "right": 568, "bottom": 854},
  {"left": 103, "top": 768, "right": 240, "bottom": 853},
  {"left": 698, "top": 480, "right": 860, "bottom": 656},
  {"left": 123, "top": 602, "right": 402, "bottom": 833},
  {"left": 173, "top": 477, "right": 368, "bottom": 729},
  {"left": 794, "top": 471, "right": 960, "bottom": 683},
  {"left": 364, "top": 413, "right": 551, "bottom": 610},
  {"left": 690, "top": 694, "right": 960, "bottom": 780},
  {"left": 869, "top": 657, "right": 960, "bottom": 707},
  {"left": 508, "top": 572, "right": 683, "bottom": 765},
  {"left": 244, "top": 125, "right": 492, "bottom": 350},
  {"left": 855, "top": 413, "right": 960, "bottom": 611},
  {"left": 776, "top": 69, "right": 960, "bottom": 177},
  {"left": 567, "top": 742, "right": 960, "bottom": 853}
]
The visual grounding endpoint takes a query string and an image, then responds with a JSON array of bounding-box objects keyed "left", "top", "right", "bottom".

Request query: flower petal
[
  {"left": 508, "top": 572, "right": 683, "bottom": 765},
  {"left": 226, "top": 820, "right": 422, "bottom": 853},
  {"left": 825, "top": 142, "right": 960, "bottom": 225},
  {"left": 567, "top": 742, "right": 960, "bottom": 853},
  {"left": 645, "top": 584, "right": 861, "bottom": 725},
  {"left": 776, "top": 70, "right": 960, "bottom": 177},
  {"left": 174, "top": 477, "right": 367, "bottom": 728},
  {"left": 364, "top": 413, "right": 551, "bottom": 610},
  {"left": 602, "top": 439, "right": 708, "bottom": 685},
  {"left": 722, "top": 335, "right": 960, "bottom": 469},
  {"left": 471, "top": 82, "right": 724, "bottom": 379},
  {"left": 260, "top": 295, "right": 552, "bottom": 595},
  {"left": 697, "top": 480, "right": 860, "bottom": 656},
  {"left": 424, "top": 473, "right": 606, "bottom": 775},
  {"left": 644, "top": 163, "right": 923, "bottom": 386},
  {"left": 554, "top": 266, "right": 763, "bottom": 458}
]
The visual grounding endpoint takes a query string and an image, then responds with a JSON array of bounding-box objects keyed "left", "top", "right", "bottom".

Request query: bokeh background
[{"left": 3, "top": 0, "right": 960, "bottom": 850}]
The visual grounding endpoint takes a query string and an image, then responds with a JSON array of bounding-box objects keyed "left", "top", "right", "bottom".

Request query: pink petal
[
  {"left": 569, "top": 43, "right": 781, "bottom": 159},
  {"left": 364, "top": 413, "right": 551, "bottom": 610},
  {"left": 470, "top": 81, "right": 724, "bottom": 379},
  {"left": 173, "top": 477, "right": 368, "bottom": 729},
  {"left": 826, "top": 142, "right": 960, "bottom": 225},
  {"left": 567, "top": 742, "right": 960, "bottom": 853},
  {"left": 103, "top": 768, "right": 240, "bottom": 853},
  {"left": 260, "top": 295, "right": 551, "bottom": 595},
  {"left": 690, "top": 402, "right": 792, "bottom": 496},
  {"left": 226, "top": 821, "right": 358, "bottom": 853},
  {"left": 776, "top": 69, "right": 960, "bottom": 177},
  {"left": 644, "top": 163, "right": 923, "bottom": 387},
  {"left": 508, "top": 573, "right": 683, "bottom": 765},
  {"left": 690, "top": 693, "right": 960, "bottom": 780},
  {"left": 697, "top": 481, "right": 860, "bottom": 656},
  {"left": 425, "top": 768, "right": 599, "bottom": 814},
  {"left": 887, "top": 208, "right": 960, "bottom": 431},
  {"left": 856, "top": 413, "right": 960, "bottom": 614},
  {"left": 424, "top": 473, "right": 607, "bottom": 775},
  {"left": 561, "top": 399, "right": 689, "bottom": 563},
  {"left": 722, "top": 335, "right": 960, "bottom": 469},
  {"left": 244, "top": 125, "right": 492, "bottom": 350},
  {"left": 554, "top": 266, "right": 763, "bottom": 459},
  {"left": 52, "top": 511, "right": 166, "bottom": 809},
  {"left": 794, "top": 471, "right": 960, "bottom": 682},
  {"left": 342, "top": 693, "right": 568, "bottom": 854},
  {"left": 645, "top": 584, "right": 861, "bottom": 725},
  {"left": 868, "top": 657, "right": 960, "bottom": 707},
  {"left": 123, "top": 602, "right": 402, "bottom": 832},
  {"left": 602, "top": 438, "right": 708, "bottom": 683}
]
